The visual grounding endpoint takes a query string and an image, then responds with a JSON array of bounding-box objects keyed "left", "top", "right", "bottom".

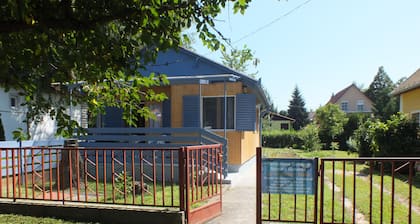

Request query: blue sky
[{"left": 190, "top": 0, "right": 420, "bottom": 111}]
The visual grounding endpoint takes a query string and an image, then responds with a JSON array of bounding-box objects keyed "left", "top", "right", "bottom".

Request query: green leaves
[{"left": 0, "top": 0, "right": 252, "bottom": 137}]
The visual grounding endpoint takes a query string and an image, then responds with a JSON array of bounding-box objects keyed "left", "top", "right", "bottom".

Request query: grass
[
  {"left": 329, "top": 163, "right": 420, "bottom": 224},
  {"left": 262, "top": 147, "right": 420, "bottom": 224},
  {"left": 0, "top": 176, "right": 218, "bottom": 223},
  {"left": 0, "top": 214, "right": 98, "bottom": 224}
]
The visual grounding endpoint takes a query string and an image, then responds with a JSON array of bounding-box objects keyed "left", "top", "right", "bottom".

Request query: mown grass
[
  {"left": 326, "top": 163, "right": 420, "bottom": 224},
  {"left": 0, "top": 177, "right": 218, "bottom": 223},
  {"left": 0, "top": 214, "right": 98, "bottom": 224}
]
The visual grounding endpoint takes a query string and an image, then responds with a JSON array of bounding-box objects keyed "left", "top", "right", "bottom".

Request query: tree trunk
[{"left": 59, "top": 139, "right": 84, "bottom": 190}]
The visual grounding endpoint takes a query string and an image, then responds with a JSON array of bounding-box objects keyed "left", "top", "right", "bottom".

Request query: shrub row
[{"left": 262, "top": 130, "right": 303, "bottom": 149}]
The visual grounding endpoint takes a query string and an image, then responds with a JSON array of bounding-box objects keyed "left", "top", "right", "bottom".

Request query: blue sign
[{"left": 262, "top": 158, "right": 317, "bottom": 195}]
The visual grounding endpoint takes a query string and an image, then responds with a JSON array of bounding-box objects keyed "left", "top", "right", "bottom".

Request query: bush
[
  {"left": 350, "top": 113, "right": 419, "bottom": 157},
  {"left": 299, "top": 124, "right": 321, "bottom": 151},
  {"left": 315, "top": 104, "right": 348, "bottom": 149},
  {"left": 371, "top": 113, "right": 419, "bottom": 157},
  {"left": 262, "top": 130, "right": 302, "bottom": 148},
  {"left": 337, "top": 113, "right": 370, "bottom": 150}
]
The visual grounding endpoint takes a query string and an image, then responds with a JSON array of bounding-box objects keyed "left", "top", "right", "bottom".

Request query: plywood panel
[
  {"left": 240, "top": 131, "right": 260, "bottom": 163},
  {"left": 214, "top": 131, "right": 242, "bottom": 166}
]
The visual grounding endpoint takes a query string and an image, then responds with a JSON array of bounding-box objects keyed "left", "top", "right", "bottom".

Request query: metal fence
[
  {"left": 320, "top": 158, "right": 420, "bottom": 224},
  {"left": 257, "top": 147, "right": 420, "bottom": 224},
  {"left": 0, "top": 144, "right": 223, "bottom": 224}
]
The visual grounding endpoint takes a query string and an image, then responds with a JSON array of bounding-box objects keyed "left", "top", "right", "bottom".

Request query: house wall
[
  {"left": 337, "top": 86, "right": 373, "bottom": 113},
  {"left": 0, "top": 89, "right": 26, "bottom": 140},
  {"left": 0, "top": 88, "right": 82, "bottom": 141},
  {"left": 169, "top": 82, "right": 260, "bottom": 167},
  {"left": 401, "top": 88, "right": 420, "bottom": 113}
]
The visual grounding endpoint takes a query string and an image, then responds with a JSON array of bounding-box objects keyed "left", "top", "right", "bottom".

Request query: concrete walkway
[{"left": 206, "top": 158, "right": 257, "bottom": 224}]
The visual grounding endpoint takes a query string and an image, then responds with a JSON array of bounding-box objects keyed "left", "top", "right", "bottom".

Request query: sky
[{"left": 190, "top": 0, "right": 420, "bottom": 111}]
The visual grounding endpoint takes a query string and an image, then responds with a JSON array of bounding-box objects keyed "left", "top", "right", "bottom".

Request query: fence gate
[
  {"left": 182, "top": 145, "right": 223, "bottom": 224},
  {"left": 256, "top": 147, "right": 318, "bottom": 223},
  {"left": 319, "top": 157, "right": 420, "bottom": 224},
  {"left": 257, "top": 146, "right": 420, "bottom": 224}
]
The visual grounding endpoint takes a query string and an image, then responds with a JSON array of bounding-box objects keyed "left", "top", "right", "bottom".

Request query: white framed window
[
  {"left": 9, "top": 94, "right": 19, "bottom": 109},
  {"left": 202, "top": 96, "right": 235, "bottom": 130},
  {"left": 340, "top": 101, "right": 349, "bottom": 112},
  {"left": 357, "top": 100, "right": 365, "bottom": 112}
]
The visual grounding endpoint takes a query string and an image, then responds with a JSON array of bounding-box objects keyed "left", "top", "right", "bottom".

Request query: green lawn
[{"left": 0, "top": 214, "right": 97, "bottom": 224}]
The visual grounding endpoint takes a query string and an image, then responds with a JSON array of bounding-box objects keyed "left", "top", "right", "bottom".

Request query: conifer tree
[
  {"left": 287, "top": 86, "right": 309, "bottom": 130},
  {"left": 365, "top": 66, "right": 398, "bottom": 120}
]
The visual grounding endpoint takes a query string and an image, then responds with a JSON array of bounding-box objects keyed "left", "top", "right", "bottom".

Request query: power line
[{"left": 233, "top": 0, "right": 314, "bottom": 44}]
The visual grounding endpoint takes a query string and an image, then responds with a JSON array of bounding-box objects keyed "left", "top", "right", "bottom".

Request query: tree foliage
[
  {"left": 221, "top": 44, "right": 259, "bottom": 78},
  {"left": 337, "top": 113, "right": 370, "bottom": 150},
  {"left": 0, "top": 0, "right": 252, "bottom": 137},
  {"left": 365, "top": 66, "right": 398, "bottom": 121},
  {"left": 299, "top": 123, "right": 321, "bottom": 151},
  {"left": 315, "top": 104, "right": 348, "bottom": 149},
  {"left": 287, "top": 86, "right": 309, "bottom": 130},
  {"left": 351, "top": 113, "right": 419, "bottom": 157}
]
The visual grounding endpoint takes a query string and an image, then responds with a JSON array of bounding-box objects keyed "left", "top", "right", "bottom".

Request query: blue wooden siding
[
  {"left": 236, "top": 94, "right": 256, "bottom": 131},
  {"left": 104, "top": 107, "right": 125, "bottom": 127},
  {"left": 162, "top": 99, "right": 171, "bottom": 127},
  {"left": 143, "top": 49, "right": 228, "bottom": 77},
  {"left": 183, "top": 95, "right": 200, "bottom": 127}
]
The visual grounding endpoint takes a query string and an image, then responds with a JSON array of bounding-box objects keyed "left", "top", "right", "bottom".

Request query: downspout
[
  {"left": 260, "top": 107, "right": 270, "bottom": 147},
  {"left": 224, "top": 80, "right": 227, "bottom": 139}
]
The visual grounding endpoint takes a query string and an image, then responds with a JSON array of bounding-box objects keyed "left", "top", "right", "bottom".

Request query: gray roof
[{"left": 391, "top": 68, "right": 420, "bottom": 95}]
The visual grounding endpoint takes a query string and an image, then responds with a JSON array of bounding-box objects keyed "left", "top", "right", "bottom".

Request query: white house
[{"left": 0, "top": 87, "right": 83, "bottom": 140}]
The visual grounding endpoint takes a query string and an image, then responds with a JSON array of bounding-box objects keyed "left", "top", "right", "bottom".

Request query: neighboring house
[
  {"left": 95, "top": 47, "right": 269, "bottom": 172},
  {"left": 391, "top": 68, "right": 420, "bottom": 126},
  {"left": 327, "top": 84, "right": 373, "bottom": 114},
  {"left": 263, "top": 112, "right": 295, "bottom": 130},
  {"left": 0, "top": 87, "right": 84, "bottom": 141}
]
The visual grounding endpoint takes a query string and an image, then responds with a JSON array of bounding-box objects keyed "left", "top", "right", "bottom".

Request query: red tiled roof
[{"left": 327, "top": 83, "right": 356, "bottom": 104}]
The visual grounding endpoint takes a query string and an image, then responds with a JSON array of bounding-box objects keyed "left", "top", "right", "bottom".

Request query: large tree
[
  {"left": 365, "top": 66, "right": 398, "bottom": 121},
  {"left": 315, "top": 103, "right": 348, "bottom": 149},
  {"left": 221, "top": 45, "right": 259, "bottom": 78},
  {"left": 287, "top": 86, "right": 309, "bottom": 130},
  {"left": 0, "top": 0, "right": 252, "bottom": 137}
]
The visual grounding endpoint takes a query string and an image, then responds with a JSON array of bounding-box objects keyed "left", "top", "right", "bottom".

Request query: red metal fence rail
[
  {"left": 0, "top": 144, "right": 223, "bottom": 224},
  {"left": 184, "top": 145, "right": 223, "bottom": 224}
]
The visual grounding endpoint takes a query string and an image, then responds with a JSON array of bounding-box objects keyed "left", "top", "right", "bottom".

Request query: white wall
[
  {"left": 0, "top": 89, "right": 27, "bottom": 140},
  {"left": 0, "top": 88, "right": 82, "bottom": 141}
]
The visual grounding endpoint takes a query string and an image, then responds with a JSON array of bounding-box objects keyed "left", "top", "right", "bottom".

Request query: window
[
  {"left": 357, "top": 100, "right": 365, "bottom": 112},
  {"left": 340, "top": 101, "right": 348, "bottom": 112},
  {"left": 202, "top": 96, "right": 235, "bottom": 129},
  {"left": 9, "top": 95, "right": 19, "bottom": 108}
]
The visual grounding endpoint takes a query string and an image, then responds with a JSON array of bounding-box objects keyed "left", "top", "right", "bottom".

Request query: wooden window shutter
[
  {"left": 236, "top": 94, "right": 256, "bottom": 131},
  {"left": 183, "top": 95, "right": 200, "bottom": 127}
]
